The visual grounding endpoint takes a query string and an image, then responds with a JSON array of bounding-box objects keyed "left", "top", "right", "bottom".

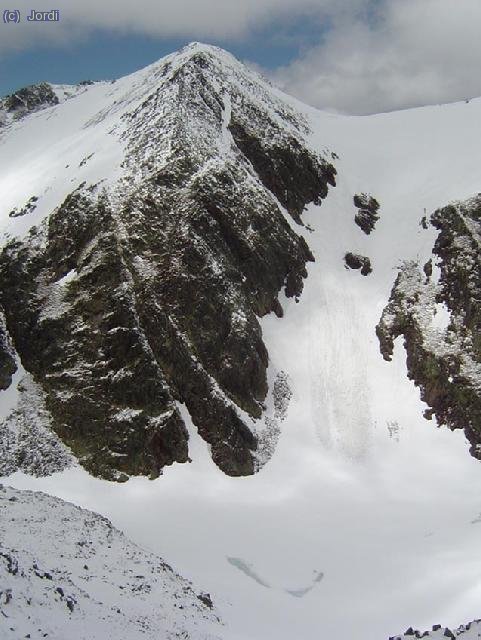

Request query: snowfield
[{"left": 2, "top": 43, "right": 481, "bottom": 639}]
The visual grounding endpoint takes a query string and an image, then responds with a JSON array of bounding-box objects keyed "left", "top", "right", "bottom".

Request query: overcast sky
[{"left": 0, "top": 0, "right": 478, "bottom": 114}]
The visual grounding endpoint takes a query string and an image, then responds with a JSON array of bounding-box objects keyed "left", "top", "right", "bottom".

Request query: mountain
[
  {"left": 0, "top": 42, "right": 335, "bottom": 481},
  {"left": 2, "top": 42, "right": 481, "bottom": 640}
]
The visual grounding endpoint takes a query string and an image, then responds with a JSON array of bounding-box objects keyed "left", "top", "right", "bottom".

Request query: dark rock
[
  {"left": 405, "top": 628, "right": 415, "bottom": 636},
  {"left": 353, "top": 193, "right": 380, "bottom": 234},
  {"left": 9, "top": 196, "right": 39, "bottom": 219},
  {"left": 1, "top": 551, "right": 19, "bottom": 575},
  {"left": 423, "top": 259, "right": 433, "bottom": 278},
  {"left": 0, "top": 310, "right": 17, "bottom": 390},
  {"left": 197, "top": 592, "right": 213, "bottom": 609},
  {"left": 443, "top": 628, "right": 455, "bottom": 639},
  {"left": 344, "top": 252, "right": 372, "bottom": 276},
  {"left": 65, "top": 596, "right": 75, "bottom": 612}
]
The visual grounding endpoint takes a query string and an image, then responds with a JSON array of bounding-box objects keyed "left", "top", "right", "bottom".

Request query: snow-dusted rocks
[
  {"left": 377, "top": 194, "right": 481, "bottom": 458},
  {"left": 389, "top": 620, "right": 481, "bottom": 640},
  {"left": 0, "top": 484, "right": 222, "bottom": 640},
  {"left": 0, "top": 43, "right": 336, "bottom": 480},
  {"left": 0, "top": 375, "right": 73, "bottom": 477}
]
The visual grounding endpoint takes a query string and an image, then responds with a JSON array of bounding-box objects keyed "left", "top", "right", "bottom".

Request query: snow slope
[{"left": 2, "top": 44, "right": 481, "bottom": 639}]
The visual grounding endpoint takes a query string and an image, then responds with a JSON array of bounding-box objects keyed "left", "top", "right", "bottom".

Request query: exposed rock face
[
  {"left": 0, "top": 83, "right": 58, "bottom": 126},
  {"left": 377, "top": 195, "right": 481, "bottom": 459},
  {"left": 354, "top": 193, "right": 380, "bottom": 234},
  {"left": 0, "top": 45, "right": 336, "bottom": 480},
  {"left": 229, "top": 122, "right": 336, "bottom": 225},
  {"left": 344, "top": 252, "right": 372, "bottom": 276}
]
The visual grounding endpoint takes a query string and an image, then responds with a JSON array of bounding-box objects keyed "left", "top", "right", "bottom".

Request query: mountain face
[{"left": 0, "top": 43, "right": 335, "bottom": 481}]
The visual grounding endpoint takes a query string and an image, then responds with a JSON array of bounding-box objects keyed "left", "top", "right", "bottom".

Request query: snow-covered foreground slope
[
  {"left": 0, "top": 484, "right": 221, "bottom": 639},
  {"left": 3, "top": 44, "right": 481, "bottom": 639}
]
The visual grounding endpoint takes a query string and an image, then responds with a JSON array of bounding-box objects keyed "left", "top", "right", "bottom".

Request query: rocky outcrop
[
  {"left": 0, "top": 83, "right": 58, "bottom": 126},
  {"left": 344, "top": 252, "right": 372, "bottom": 276},
  {"left": 0, "top": 45, "right": 336, "bottom": 480},
  {"left": 354, "top": 193, "right": 380, "bottom": 234},
  {"left": 377, "top": 195, "right": 481, "bottom": 459}
]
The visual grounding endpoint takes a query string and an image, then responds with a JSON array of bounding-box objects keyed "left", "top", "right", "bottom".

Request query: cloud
[
  {"left": 273, "top": 0, "right": 481, "bottom": 114},
  {"left": 3, "top": 0, "right": 477, "bottom": 116},
  {"left": 0, "top": 0, "right": 362, "bottom": 54}
]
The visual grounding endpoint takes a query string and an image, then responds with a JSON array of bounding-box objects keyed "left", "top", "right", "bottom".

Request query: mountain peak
[{"left": 0, "top": 41, "right": 336, "bottom": 481}]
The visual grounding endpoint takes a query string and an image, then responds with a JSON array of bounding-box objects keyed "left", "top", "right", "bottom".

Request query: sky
[{"left": 0, "top": 0, "right": 478, "bottom": 115}]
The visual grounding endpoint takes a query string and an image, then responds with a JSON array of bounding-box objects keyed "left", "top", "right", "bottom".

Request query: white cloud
[
  {"left": 273, "top": 0, "right": 481, "bottom": 114},
  {"left": 2, "top": 0, "right": 478, "bottom": 115},
  {"left": 0, "top": 0, "right": 359, "bottom": 53}
]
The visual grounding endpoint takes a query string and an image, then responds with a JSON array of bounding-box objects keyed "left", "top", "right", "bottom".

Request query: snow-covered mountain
[{"left": 2, "top": 42, "right": 481, "bottom": 640}]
